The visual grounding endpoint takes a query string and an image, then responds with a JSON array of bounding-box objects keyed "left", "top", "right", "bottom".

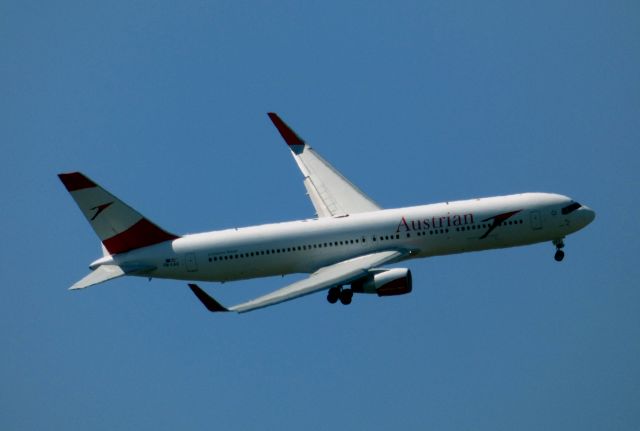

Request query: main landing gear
[
  {"left": 553, "top": 238, "right": 565, "bottom": 262},
  {"left": 327, "top": 286, "right": 353, "bottom": 305}
]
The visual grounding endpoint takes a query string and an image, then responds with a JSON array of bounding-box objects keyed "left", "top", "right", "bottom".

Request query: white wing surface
[
  {"left": 268, "top": 113, "right": 381, "bottom": 217},
  {"left": 188, "top": 250, "right": 406, "bottom": 313}
]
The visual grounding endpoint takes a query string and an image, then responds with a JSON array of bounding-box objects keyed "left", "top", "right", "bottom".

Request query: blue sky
[{"left": 2, "top": 1, "right": 639, "bottom": 429}]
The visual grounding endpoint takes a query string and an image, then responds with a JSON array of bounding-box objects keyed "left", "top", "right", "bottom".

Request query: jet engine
[{"left": 352, "top": 268, "right": 412, "bottom": 296}]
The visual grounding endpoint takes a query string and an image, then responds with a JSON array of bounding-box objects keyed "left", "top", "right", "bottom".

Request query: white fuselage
[{"left": 97, "top": 192, "right": 594, "bottom": 283}]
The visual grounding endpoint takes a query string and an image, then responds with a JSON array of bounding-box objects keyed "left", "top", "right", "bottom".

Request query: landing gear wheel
[
  {"left": 339, "top": 289, "right": 353, "bottom": 305},
  {"left": 552, "top": 238, "right": 566, "bottom": 262},
  {"left": 327, "top": 287, "right": 340, "bottom": 304}
]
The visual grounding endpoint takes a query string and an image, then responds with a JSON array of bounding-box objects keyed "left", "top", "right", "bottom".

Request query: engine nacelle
[{"left": 352, "top": 268, "right": 412, "bottom": 297}]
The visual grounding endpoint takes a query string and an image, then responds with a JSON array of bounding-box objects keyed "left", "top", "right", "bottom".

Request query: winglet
[
  {"left": 267, "top": 113, "right": 305, "bottom": 148},
  {"left": 187, "top": 284, "right": 229, "bottom": 312}
]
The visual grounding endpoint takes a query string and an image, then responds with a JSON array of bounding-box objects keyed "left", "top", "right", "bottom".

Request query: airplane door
[
  {"left": 530, "top": 210, "right": 542, "bottom": 230},
  {"left": 185, "top": 253, "right": 198, "bottom": 272}
]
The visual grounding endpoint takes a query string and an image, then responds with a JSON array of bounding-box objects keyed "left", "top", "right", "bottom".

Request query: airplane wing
[
  {"left": 188, "top": 249, "right": 406, "bottom": 313},
  {"left": 268, "top": 113, "right": 381, "bottom": 217}
]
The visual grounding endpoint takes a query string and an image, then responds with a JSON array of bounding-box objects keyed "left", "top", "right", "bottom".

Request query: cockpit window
[{"left": 561, "top": 202, "right": 582, "bottom": 215}]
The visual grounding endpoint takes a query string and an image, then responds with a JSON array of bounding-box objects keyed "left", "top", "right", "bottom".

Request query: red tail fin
[{"left": 59, "top": 172, "right": 179, "bottom": 254}]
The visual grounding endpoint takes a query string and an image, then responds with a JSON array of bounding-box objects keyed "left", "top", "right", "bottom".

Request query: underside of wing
[
  {"left": 189, "top": 250, "right": 407, "bottom": 313},
  {"left": 268, "top": 113, "right": 381, "bottom": 217}
]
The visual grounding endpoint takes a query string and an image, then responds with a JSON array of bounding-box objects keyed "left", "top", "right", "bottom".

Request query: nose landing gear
[{"left": 553, "top": 239, "right": 565, "bottom": 262}]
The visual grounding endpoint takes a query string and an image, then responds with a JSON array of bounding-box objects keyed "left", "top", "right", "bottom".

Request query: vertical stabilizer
[{"left": 58, "top": 172, "right": 179, "bottom": 254}]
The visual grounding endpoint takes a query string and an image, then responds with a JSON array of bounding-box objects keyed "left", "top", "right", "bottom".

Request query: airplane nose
[{"left": 580, "top": 205, "right": 596, "bottom": 225}]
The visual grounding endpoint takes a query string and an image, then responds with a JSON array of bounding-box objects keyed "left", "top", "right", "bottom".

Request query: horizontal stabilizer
[{"left": 70, "top": 265, "right": 125, "bottom": 290}]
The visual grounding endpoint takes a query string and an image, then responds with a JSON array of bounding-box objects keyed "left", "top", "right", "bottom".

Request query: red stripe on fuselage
[
  {"left": 58, "top": 172, "right": 97, "bottom": 191},
  {"left": 102, "top": 218, "right": 179, "bottom": 254}
]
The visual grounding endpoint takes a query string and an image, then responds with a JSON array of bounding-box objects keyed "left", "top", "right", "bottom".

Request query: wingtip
[
  {"left": 188, "top": 284, "right": 229, "bottom": 312},
  {"left": 267, "top": 112, "right": 305, "bottom": 147}
]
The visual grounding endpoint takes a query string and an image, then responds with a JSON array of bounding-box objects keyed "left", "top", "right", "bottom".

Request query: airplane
[{"left": 58, "top": 113, "right": 596, "bottom": 313}]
